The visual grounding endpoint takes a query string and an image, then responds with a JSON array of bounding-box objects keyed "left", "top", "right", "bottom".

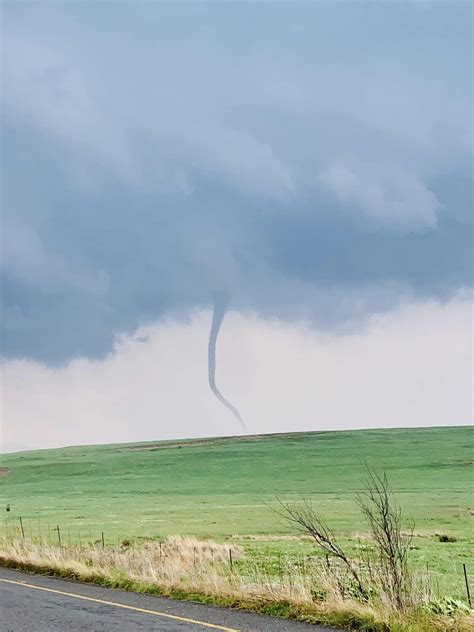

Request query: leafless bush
[
  {"left": 357, "top": 468, "right": 414, "bottom": 611},
  {"left": 277, "top": 468, "right": 417, "bottom": 612},
  {"left": 275, "top": 499, "right": 366, "bottom": 597}
]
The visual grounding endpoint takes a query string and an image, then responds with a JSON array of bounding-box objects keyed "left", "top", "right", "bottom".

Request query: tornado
[{"left": 208, "top": 292, "right": 246, "bottom": 431}]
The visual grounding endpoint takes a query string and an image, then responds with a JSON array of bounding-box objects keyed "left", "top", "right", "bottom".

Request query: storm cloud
[{"left": 1, "top": 2, "right": 472, "bottom": 364}]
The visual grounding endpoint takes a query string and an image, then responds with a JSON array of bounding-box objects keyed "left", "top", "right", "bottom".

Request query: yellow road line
[{"left": 0, "top": 578, "right": 240, "bottom": 631}]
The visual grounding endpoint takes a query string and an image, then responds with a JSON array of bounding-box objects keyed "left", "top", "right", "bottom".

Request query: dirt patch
[
  {"left": 0, "top": 468, "right": 11, "bottom": 477},
  {"left": 117, "top": 439, "right": 221, "bottom": 452},
  {"left": 115, "top": 431, "right": 315, "bottom": 453},
  {"left": 231, "top": 534, "right": 311, "bottom": 542},
  {"left": 116, "top": 436, "right": 249, "bottom": 452}
]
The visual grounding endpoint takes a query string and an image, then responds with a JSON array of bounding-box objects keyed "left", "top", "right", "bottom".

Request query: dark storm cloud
[{"left": 1, "top": 2, "right": 472, "bottom": 364}]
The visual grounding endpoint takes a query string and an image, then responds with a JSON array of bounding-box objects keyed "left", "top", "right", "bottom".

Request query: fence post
[
  {"left": 19, "top": 517, "right": 25, "bottom": 540},
  {"left": 56, "top": 525, "right": 61, "bottom": 547},
  {"left": 229, "top": 548, "right": 233, "bottom": 572},
  {"left": 463, "top": 563, "right": 471, "bottom": 608},
  {"left": 101, "top": 532, "right": 105, "bottom": 549}
]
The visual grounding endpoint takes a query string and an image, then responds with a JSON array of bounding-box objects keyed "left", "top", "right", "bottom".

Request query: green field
[{"left": 1, "top": 426, "right": 472, "bottom": 596}]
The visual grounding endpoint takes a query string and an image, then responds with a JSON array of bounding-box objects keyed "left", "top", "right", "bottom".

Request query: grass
[
  {"left": 1, "top": 426, "right": 473, "bottom": 601},
  {"left": 1, "top": 537, "right": 472, "bottom": 632}
]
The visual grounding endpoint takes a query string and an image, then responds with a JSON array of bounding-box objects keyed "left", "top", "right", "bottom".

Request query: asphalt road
[{"left": 0, "top": 567, "right": 337, "bottom": 631}]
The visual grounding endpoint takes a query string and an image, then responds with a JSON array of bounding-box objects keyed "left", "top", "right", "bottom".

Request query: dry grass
[
  {"left": 0, "top": 536, "right": 471, "bottom": 631},
  {"left": 0, "top": 536, "right": 244, "bottom": 595},
  {"left": 231, "top": 534, "right": 310, "bottom": 541}
]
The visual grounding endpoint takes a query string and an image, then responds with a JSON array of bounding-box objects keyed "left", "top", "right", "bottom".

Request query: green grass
[{"left": 1, "top": 426, "right": 472, "bottom": 597}]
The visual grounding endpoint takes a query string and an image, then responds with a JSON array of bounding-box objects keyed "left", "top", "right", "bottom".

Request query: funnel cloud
[{"left": 208, "top": 293, "right": 246, "bottom": 431}]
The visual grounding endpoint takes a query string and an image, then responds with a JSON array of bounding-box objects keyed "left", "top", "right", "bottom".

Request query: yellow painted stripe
[{"left": 0, "top": 578, "right": 240, "bottom": 631}]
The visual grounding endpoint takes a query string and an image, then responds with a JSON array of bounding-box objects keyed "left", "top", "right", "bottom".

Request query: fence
[
  {"left": 3, "top": 515, "right": 109, "bottom": 548},
  {"left": 1, "top": 514, "right": 471, "bottom": 607}
]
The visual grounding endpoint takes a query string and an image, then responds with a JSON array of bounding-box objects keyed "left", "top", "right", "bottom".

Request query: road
[{"left": 0, "top": 567, "right": 337, "bottom": 631}]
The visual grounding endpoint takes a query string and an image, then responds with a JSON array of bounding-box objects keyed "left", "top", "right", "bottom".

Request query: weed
[{"left": 437, "top": 535, "right": 457, "bottom": 543}]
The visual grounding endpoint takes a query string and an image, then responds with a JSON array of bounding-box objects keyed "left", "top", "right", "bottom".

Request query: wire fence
[
  {"left": 1, "top": 514, "right": 471, "bottom": 606},
  {"left": 3, "top": 515, "right": 110, "bottom": 548}
]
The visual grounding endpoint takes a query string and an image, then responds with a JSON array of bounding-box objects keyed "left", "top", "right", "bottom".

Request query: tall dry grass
[
  {"left": 0, "top": 536, "right": 244, "bottom": 595},
  {"left": 0, "top": 536, "right": 471, "bottom": 631}
]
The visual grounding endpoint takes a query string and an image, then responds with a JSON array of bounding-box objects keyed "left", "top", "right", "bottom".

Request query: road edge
[{"left": 0, "top": 556, "right": 354, "bottom": 630}]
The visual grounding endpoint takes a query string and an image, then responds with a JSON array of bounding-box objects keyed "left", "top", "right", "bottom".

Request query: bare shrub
[
  {"left": 356, "top": 469, "right": 414, "bottom": 611},
  {"left": 277, "top": 469, "right": 419, "bottom": 613},
  {"left": 275, "top": 499, "right": 366, "bottom": 597}
]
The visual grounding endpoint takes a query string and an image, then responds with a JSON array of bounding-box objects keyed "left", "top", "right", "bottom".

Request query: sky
[{"left": 1, "top": 2, "right": 472, "bottom": 451}]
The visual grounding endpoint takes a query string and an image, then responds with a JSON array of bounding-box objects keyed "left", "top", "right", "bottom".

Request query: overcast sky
[{"left": 1, "top": 2, "right": 472, "bottom": 451}]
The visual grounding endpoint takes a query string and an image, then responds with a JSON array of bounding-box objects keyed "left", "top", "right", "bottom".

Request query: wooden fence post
[
  {"left": 19, "top": 517, "right": 25, "bottom": 540},
  {"left": 463, "top": 563, "right": 471, "bottom": 608}
]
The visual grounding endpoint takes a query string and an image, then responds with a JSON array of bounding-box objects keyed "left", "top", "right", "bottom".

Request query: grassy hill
[{"left": 1, "top": 426, "right": 472, "bottom": 595}]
